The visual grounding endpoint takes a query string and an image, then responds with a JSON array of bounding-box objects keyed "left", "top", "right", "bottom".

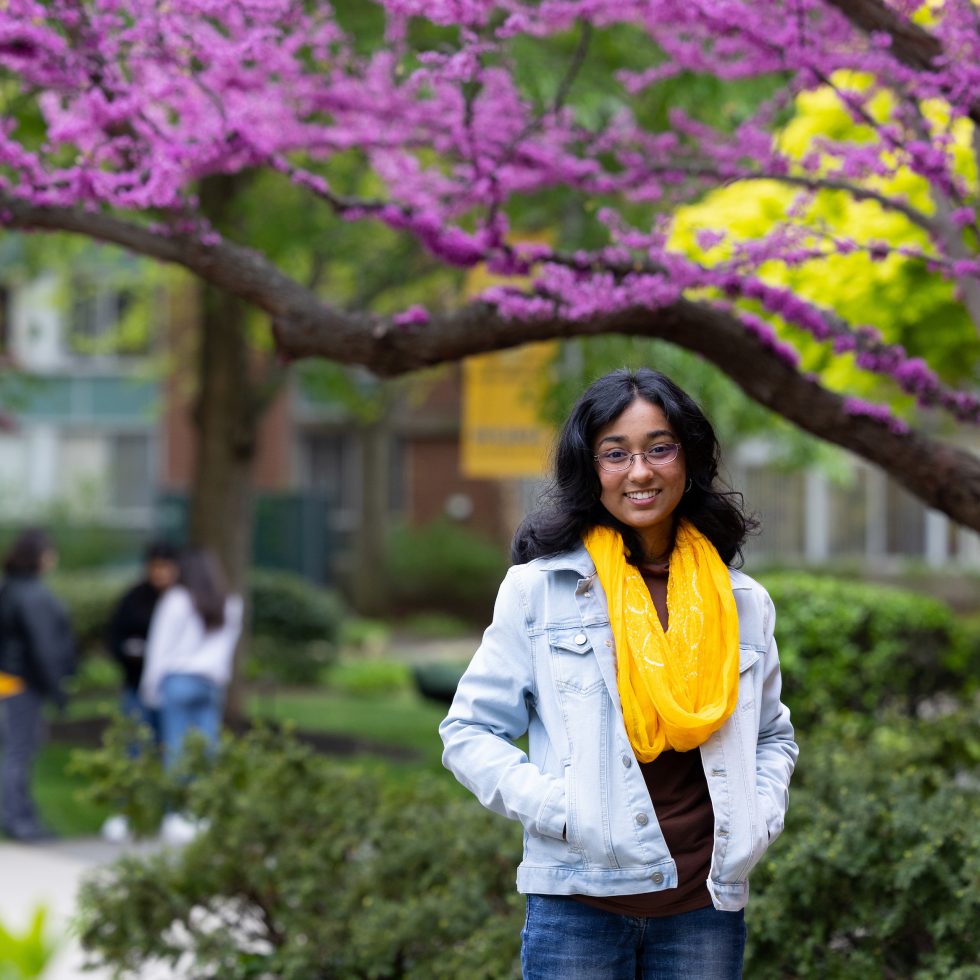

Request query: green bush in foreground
[
  {"left": 74, "top": 723, "right": 522, "bottom": 980},
  {"left": 73, "top": 705, "right": 980, "bottom": 979},
  {"left": 746, "top": 708, "right": 980, "bottom": 979}
]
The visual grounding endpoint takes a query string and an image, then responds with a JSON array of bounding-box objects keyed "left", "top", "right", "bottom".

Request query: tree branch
[
  {"left": 823, "top": 0, "right": 980, "bottom": 125},
  {"left": 4, "top": 197, "right": 978, "bottom": 532}
]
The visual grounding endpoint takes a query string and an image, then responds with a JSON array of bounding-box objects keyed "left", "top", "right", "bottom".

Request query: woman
[
  {"left": 440, "top": 369, "right": 798, "bottom": 979},
  {"left": 0, "top": 528, "right": 75, "bottom": 841},
  {"left": 140, "top": 549, "right": 242, "bottom": 842}
]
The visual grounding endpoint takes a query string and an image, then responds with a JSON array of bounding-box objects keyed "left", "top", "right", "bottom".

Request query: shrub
[
  {"left": 74, "top": 723, "right": 523, "bottom": 979},
  {"left": 247, "top": 569, "right": 346, "bottom": 684},
  {"left": 49, "top": 570, "right": 129, "bottom": 655},
  {"left": 746, "top": 708, "right": 980, "bottom": 979},
  {"left": 385, "top": 519, "right": 508, "bottom": 623},
  {"left": 760, "top": 572, "right": 979, "bottom": 729}
]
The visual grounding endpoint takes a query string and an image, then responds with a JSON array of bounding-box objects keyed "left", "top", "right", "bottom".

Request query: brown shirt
[{"left": 574, "top": 561, "right": 714, "bottom": 917}]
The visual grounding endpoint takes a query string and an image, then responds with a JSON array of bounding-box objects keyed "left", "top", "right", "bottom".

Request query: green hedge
[
  {"left": 385, "top": 519, "right": 509, "bottom": 623},
  {"left": 50, "top": 568, "right": 345, "bottom": 684},
  {"left": 75, "top": 723, "right": 522, "bottom": 980},
  {"left": 74, "top": 707, "right": 980, "bottom": 979},
  {"left": 761, "top": 573, "right": 979, "bottom": 729},
  {"left": 746, "top": 709, "right": 980, "bottom": 979}
]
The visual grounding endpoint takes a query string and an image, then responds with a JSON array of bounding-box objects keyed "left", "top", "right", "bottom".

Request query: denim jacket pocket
[{"left": 549, "top": 628, "right": 604, "bottom": 696}]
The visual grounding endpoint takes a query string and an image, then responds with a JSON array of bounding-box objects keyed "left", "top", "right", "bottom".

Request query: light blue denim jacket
[{"left": 439, "top": 544, "right": 798, "bottom": 912}]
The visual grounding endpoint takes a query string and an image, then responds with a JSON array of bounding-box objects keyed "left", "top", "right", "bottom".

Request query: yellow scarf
[{"left": 583, "top": 521, "right": 741, "bottom": 762}]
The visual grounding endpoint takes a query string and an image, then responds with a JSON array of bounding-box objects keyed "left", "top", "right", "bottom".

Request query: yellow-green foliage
[{"left": 670, "top": 73, "right": 979, "bottom": 404}]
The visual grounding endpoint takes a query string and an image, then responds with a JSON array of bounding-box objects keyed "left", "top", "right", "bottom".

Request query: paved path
[{"left": 0, "top": 836, "right": 171, "bottom": 979}]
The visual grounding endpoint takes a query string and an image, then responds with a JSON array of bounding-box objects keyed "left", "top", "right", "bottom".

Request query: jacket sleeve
[
  {"left": 18, "top": 587, "right": 76, "bottom": 703},
  {"left": 439, "top": 567, "right": 566, "bottom": 841},
  {"left": 754, "top": 591, "right": 799, "bottom": 839}
]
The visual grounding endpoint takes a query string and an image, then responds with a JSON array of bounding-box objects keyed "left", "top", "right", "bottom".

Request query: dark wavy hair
[
  {"left": 3, "top": 527, "right": 54, "bottom": 577},
  {"left": 511, "top": 368, "right": 758, "bottom": 567},
  {"left": 179, "top": 549, "right": 229, "bottom": 631}
]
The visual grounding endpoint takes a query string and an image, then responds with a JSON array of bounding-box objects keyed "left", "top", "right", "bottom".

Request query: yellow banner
[
  {"left": 461, "top": 237, "right": 557, "bottom": 478},
  {"left": 461, "top": 342, "right": 556, "bottom": 478}
]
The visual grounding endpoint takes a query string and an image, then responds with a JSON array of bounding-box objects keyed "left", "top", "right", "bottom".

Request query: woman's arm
[{"left": 439, "top": 567, "right": 567, "bottom": 840}]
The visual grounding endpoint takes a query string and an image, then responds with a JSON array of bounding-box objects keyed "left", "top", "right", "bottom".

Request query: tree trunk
[
  {"left": 188, "top": 279, "right": 256, "bottom": 590},
  {"left": 188, "top": 175, "right": 259, "bottom": 720}
]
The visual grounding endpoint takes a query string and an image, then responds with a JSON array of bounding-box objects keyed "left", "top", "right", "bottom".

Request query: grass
[
  {"left": 246, "top": 687, "right": 450, "bottom": 770},
  {"left": 31, "top": 743, "right": 111, "bottom": 838}
]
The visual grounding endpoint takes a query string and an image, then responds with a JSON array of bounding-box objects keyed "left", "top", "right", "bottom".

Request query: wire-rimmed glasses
[{"left": 593, "top": 443, "right": 681, "bottom": 472}]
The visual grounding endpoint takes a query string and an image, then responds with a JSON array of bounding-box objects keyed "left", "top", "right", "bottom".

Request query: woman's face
[{"left": 593, "top": 397, "right": 687, "bottom": 560}]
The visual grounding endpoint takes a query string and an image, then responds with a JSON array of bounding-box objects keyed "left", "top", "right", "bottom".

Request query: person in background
[
  {"left": 0, "top": 528, "right": 76, "bottom": 842},
  {"left": 100, "top": 539, "right": 179, "bottom": 843},
  {"left": 140, "top": 549, "right": 243, "bottom": 844},
  {"left": 440, "top": 369, "right": 798, "bottom": 979}
]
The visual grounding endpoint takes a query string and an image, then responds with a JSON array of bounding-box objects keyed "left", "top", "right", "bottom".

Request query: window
[
  {"left": 68, "top": 279, "right": 146, "bottom": 356},
  {"left": 300, "top": 431, "right": 362, "bottom": 531},
  {"left": 110, "top": 433, "right": 154, "bottom": 512}
]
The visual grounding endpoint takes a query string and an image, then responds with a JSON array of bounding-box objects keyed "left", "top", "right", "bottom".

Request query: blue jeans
[
  {"left": 521, "top": 896, "right": 746, "bottom": 980},
  {"left": 159, "top": 674, "right": 224, "bottom": 772},
  {"left": 121, "top": 687, "right": 160, "bottom": 753},
  {"left": 1, "top": 689, "right": 44, "bottom": 834}
]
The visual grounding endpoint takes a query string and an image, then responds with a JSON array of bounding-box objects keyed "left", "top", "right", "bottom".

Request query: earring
[{"left": 684, "top": 478, "right": 693, "bottom": 494}]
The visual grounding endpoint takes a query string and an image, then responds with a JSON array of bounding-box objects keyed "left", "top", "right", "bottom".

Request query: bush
[
  {"left": 760, "top": 572, "right": 979, "bottom": 729},
  {"left": 385, "top": 519, "right": 508, "bottom": 623},
  {"left": 247, "top": 569, "right": 346, "bottom": 684},
  {"left": 50, "top": 569, "right": 130, "bottom": 655},
  {"left": 74, "top": 723, "right": 523, "bottom": 979},
  {"left": 746, "top": 708, "right": 980, "bottom": 978}
]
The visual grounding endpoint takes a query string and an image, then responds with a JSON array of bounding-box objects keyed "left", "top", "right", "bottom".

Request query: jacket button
[
  {"left": 583, "top": 592, "right": 592, "bottom": 598},
  {"left": 651, "top": 872, "right": 664, "bottom": 885},
  {"left": 574, "top": 633, "right": 587, "bottom": 645},
  {"left": 621, "top": 754, "right": 632, "bottom": 768},
  {"left": 635, "top": 813, "right": 649, "bottom": 826}
]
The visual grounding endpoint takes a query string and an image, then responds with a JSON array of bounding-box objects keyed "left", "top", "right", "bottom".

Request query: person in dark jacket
[
  {"left": 105, "top": 539, "right": 179, "bottom": 738},
  {"left": 0, "top": 528, "right": 76, "bottom": 841}
]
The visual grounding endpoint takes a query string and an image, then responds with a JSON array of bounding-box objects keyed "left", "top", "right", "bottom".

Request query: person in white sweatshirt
[{"left": 140, "top": 549, "right": 243, "bottom": 773}]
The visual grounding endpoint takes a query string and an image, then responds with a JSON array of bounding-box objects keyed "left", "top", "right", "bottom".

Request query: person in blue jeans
[
  {"left": 0, "top": 528, "right": 76, "bottom": 841},
  {"left": 140, "top": 549, "right": 242, "bottom": 843},
  {"left": 440, "top": 370, "right": 799, "bottom": 979}
]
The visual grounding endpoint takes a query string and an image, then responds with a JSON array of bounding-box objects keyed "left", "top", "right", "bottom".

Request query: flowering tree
[{"left": 1, "top": 0, "right": 979, "bottom": 532}]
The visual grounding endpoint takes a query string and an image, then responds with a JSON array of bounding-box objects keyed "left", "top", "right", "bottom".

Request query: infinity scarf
[{"left": 583, "top": 521, "right": 741, "bottom": 762}]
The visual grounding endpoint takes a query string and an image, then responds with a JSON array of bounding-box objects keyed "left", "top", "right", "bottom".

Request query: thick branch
[
  {"left": 823, "top": 0, "right": 980, "bottom": 125},
  {"left": 4, "top": 199, "right": 978, "bottom": 533}
]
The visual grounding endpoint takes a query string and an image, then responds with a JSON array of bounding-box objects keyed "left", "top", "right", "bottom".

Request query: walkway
[{"left": 0, "top": 837, "right": 170, "bottom": 979}]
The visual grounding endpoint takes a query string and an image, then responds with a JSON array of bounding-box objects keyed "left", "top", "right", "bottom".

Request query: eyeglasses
[{"left": 593, "top": 443, "right": 681, "bottom": 472}]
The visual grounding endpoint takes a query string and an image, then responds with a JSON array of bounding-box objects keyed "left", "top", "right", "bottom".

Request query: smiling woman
[{"left": 440, "top": 368, "right": 799, "bottom": 980}]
